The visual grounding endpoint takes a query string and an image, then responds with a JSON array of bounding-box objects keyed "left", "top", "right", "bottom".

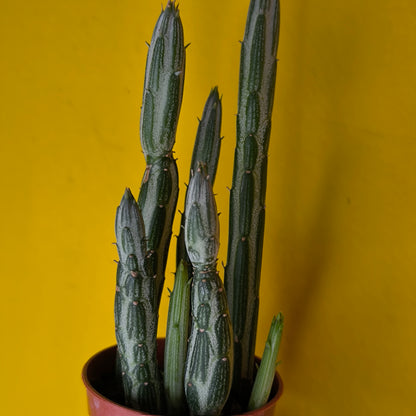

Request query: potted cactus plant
[{"left": 82, "top": 1, "right": 284, "bottom": 415}]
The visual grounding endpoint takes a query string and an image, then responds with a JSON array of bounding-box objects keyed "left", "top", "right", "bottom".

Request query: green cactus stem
[
  {"left": 164, "top": 260, "right": 191, "bottom": 416},
  {"left": 189, "top": 88, "right": 223, "bottom": 185},
  {"left": 114, "top": 188, "right": 165, "bottom": 414},
  {"left": 138, "top": 0, "right": 185, "bottom": 309},
  {"left": 177, "top": 87, "right": 222, "bottom": 268},
  {"left": 138, "top": 156, "right": 179, "bottom": 307},
  {"left": 248, "top": 313, "right": 283, "bottom": 411},
  {"left": 225, "top": 0, "right": 280, "bottom": 402},
  {"left": 184, "top": 165, "right": 233, "bottom": 416},
  {"left": 140, "top": 0, "right": 185, "bottom": 163}
]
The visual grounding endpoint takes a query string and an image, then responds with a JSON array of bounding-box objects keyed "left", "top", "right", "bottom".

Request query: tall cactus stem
[
  {"left": 115, "top": 2, "right": 185, "bottom": 411},
  {"left": 138, "top": 0, "right": 185, "bottom": 311},
  {"left": 225, "top": 0, "right": 280, "bottom": 403}
]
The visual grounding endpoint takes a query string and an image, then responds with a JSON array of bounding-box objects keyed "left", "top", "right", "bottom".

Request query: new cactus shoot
[
  {"left": 164, "top": 261, "right": 191, "bottom": 416},
  {"left": 248, "top": 313, "right": 283, "bottom": 411}
]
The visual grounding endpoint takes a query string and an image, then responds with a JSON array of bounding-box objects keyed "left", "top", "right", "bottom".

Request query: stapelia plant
[{"left": 114, "top": 1, "right": 282, "bottom": 415}]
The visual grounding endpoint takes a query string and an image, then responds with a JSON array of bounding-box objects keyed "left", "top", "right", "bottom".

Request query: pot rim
[
  {"left": 82, "top": 343, "right": 283, "bottom": 416},
  {"left": 82, "top": 346, "right": 137, "bottom": 413}
]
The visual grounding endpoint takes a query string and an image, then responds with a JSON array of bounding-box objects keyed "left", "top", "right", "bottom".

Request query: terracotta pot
[{"left": 82, "top": 339, "right": 283, "bottom": 416}]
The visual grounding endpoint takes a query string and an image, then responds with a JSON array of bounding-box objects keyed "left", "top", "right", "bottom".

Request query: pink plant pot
[{"left": 82, "top": 339, "right": 283, "bottom": 416}]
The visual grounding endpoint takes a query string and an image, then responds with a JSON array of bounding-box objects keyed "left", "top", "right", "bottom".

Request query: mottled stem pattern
[
  {"left": 225, "top": 0, "right": 280, "bottom": 402},
  {"left": 115, "top": 2, "right": 185, "bottom": 412},
  {"left": 138, "top": 0, "right": 185, "bottom": 308},
  {"left": 184, "top": 167, "right": 233, "bottom": 416},
  {"left": 138, "top": 156, "right": 179, "bottom": 306},
  {"left": 177, "top": 87, "right": 222, "bottom": 269},
  {"left": 115, "top": 189, "right": 165, "bottom": 413}
]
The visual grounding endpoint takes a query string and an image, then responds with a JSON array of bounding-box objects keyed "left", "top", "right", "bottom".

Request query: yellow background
[{"left": 1, "top": 0, "right": 415, "bottom": 415}]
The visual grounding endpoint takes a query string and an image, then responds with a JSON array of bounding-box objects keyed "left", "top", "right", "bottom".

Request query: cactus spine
[
  {"left": 115, "top": 189, "right": 165, "bottom": 413},
  {"left": 184, "top": 166, "right": 233, "bottom": 416},
  {"left": 138, "top": 0, "right": 185, "bottom": 307},
  {"left": 225, "top": 0, "right": 280, "bottom": 400}
]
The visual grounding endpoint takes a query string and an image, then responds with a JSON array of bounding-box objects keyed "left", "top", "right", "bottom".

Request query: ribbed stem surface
[
  {"left": 164, "top": 261, "right": 191, "bottom": 416},
  {"left": 248, "top": 313, "right": 283, "bottom": 411},
  {"left": 184, "top": 167, "right": 233, "bottom": 416},
  {"left": 138, "top": 0, "right": 185, "bottom": 312},
  {"left": 114, "top": 189, "right": 165, "bottom": 413},
  {"left": 225, "top": 0, "right": 280, "bottom": 403},
  {"left": 177, "top": 87, "right": 222, "bottom": 269}
]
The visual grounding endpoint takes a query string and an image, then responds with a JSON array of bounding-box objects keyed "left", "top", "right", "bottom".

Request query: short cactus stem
[
  {"left": 189, "top": 87, "right": 222, "bottom": 185},
  {"left": 184, "top": 167, "right": 233, "bottom": 416},
  {"left": 114, "top": 189, "right": 165, "bottom": 414},
  {"left": 225, "top": 0, "right": 280, "bottom": 400},
  {"left": 140, "top": 0, "right": 185, "bottom": 162},
  {"left": 185, "top": 268, "right": 233, "bottom": 416},
  {"left": 248, "top": 313, "right": 284, "bottom": 411},
  {"left": 176, "top": 87, "right": 222, "bottom": 269}
]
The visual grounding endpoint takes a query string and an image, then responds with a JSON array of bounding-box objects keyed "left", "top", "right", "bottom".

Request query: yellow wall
[{"left": 1, "top": 0, "right": 415, "bottom": 415}]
